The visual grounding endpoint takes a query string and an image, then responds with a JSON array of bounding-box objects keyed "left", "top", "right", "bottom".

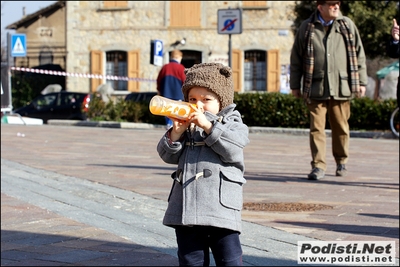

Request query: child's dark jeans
[{"left": 175, "top": 225, "right": 243, "bottom": 266}]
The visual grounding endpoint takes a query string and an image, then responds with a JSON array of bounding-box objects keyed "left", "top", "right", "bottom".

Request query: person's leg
[
  {"left": 208, "top": 227, "right": 243, "bottom": 266},
  {"left": 175, "top": 226, "right": 210, "bottom": 266},
  {"left": 307, "top": 99, "right": 328, "bottom": 171},
  {"left": 328, "top": 99, "right": 350, "bottom": 168},
  {"left": 328, "top": 99, "right": 350, "bottom": 164}
]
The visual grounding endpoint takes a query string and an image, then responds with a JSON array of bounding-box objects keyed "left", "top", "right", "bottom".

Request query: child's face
[{"left": 188, "top": 87, "right": 220, "bottom": 115}]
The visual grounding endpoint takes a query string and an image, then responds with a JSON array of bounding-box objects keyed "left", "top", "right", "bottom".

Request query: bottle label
[{"left": 149, "top": 97, "right": 196, "bottom": 120}]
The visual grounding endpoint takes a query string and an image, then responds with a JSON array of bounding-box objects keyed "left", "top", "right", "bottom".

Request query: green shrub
[
  {"left": 83, "top": 92, "right": 397, "bottom": 131},
  {"left": 11, "top": 72, "right": 66, "bottom": 109},
  {"left": 234, "top": 92, "right": 309, "bottom": 128},
  {"left": 349, "top": 97, "right": 396, "bottom": 131},
  {"left": 84, "top": 96, "right": 165, "bottom": 124},
  {"left": 84, "top": 95, "right": 115, "bottom": 121}
]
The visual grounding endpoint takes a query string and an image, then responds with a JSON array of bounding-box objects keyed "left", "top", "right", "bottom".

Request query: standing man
[
  {"left": 157, "top": 49, "right": 186, "bottom": 129},
  {"left": 387, "top": 18, "right": 399, "bottom": 107},
  {"left": 290, "top": 1, "right": 367, "bottom": 180}
]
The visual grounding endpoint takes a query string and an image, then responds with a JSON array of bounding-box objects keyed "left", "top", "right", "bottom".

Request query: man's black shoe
[
  {"left": 308, "top": 168, "right": 325, "bottom": 180},
  {"left": 336, "top": 164, "right": 347, "bottom": 177}
]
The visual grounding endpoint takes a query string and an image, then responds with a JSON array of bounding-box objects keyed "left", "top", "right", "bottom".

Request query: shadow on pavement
[
  {"left": 272, "top": 221, "right": 399, "bottom": 239},
  {"left": 1, "top": 230, "right": 178, "bottom": 266},
  {"left": 1, "top": 229, "right": 301, "bottom": 266},
  {"left": 244, "top": 172, "right": 399, "bottom": 190},
  {"left": 358, "top": 213, "right": 399, "bottom": 220}
]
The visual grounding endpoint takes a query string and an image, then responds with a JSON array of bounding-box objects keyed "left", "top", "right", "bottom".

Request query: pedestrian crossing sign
[{"left": 11, "top": 34, "right": 27, "bottom": 57}]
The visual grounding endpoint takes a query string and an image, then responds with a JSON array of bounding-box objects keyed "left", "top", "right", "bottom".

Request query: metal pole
[
  {"left": 7, "top": 32, "right": 13, "bottom": 112},
  {"left": 228, "top": 34, "right": 232, "bottom": 68}
]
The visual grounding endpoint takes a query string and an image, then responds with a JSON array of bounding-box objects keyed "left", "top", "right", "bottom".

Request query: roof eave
[{"left": 5, "top": 1, "right": 66, "bottom": 30}]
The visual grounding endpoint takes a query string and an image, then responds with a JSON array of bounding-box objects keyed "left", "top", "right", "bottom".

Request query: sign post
[
  {"left": 217, "top": 8, "right": 242, "bottom": 68},
  {"left": 2, "top": 33, "right": 27, "bottom": 113}
]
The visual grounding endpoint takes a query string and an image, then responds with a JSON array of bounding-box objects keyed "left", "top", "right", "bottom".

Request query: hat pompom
[{"left": 219, "top": 66, "right": 232, "bottom": 78}]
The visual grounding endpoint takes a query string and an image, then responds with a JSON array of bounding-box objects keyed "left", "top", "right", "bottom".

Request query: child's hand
[
  {"left": 169, "top": 117, "right": 190, "bottom": 141},
  {"left": 188, "top": 107, "right": 213, "bottom": 134}
]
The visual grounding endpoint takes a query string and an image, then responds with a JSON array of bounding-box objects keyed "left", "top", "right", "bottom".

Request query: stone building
[{"left": 6, "top": 1, "right": 295, "bottom": 97}]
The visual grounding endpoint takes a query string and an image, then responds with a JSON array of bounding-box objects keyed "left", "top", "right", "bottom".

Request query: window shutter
[
  {"left": 90, "top": 50, "right": 103, "bottom": 93},
  {"left": 232, "top": 49, "right": 242, "bottom": 92},
  {"left": 267, "top": 49, "right": 280, "bottom": 92},
  {"left": 103, "top": 1, "right": 128, "bottom": 8},
  {"left": 128, "top": 50, "right": 140, "bottom": 92},
  {"left": 242, "top": 1, "right": 267, "bottom": 7},
  {"left": 170, "top": 1, "right": 201, "bottom": 27},
  {"left": 114, "top": 1, "right": 128, "bottom": 7}
]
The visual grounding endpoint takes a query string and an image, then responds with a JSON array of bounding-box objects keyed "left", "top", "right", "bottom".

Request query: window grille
[
  {"left": 106, "top": 51, "right": 127, "bottom": 91},
  {"left": 244, "top": 50, "right": 266, "bottom": 91}
]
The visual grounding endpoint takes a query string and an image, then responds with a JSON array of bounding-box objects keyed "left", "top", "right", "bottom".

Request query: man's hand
[
  {"left": 354, "top": 86, "right": 366, "bottom": 98},
  {"left": 291, "top": 89, "right": 301, "bottom": 98},
  {"left": 392, "top": 19, "right": 399, "bottom": 41},
  {"left": 360, "top": 86, "right": 366, "bottom": 97}
]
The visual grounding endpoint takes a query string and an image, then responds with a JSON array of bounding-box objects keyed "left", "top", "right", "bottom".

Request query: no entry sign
[{"left": 217, "top": 9, "right": 242, "bottom": 35}]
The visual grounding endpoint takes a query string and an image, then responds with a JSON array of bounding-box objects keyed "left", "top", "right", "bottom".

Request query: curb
[{"left": 46, "top": 120, "right": 397, "bottom": 139}]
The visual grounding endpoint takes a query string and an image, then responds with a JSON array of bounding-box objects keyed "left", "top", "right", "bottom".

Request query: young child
[{"left": 156, "top": 63, "right": 250, "bottom": 266}]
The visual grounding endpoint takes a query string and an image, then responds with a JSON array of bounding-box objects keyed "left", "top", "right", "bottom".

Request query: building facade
[
  {"left": 7, "top": 1, "right": 295, "bottom": 96},
  {"left": 6, "top": 1, "right": 67, "bottom": 69}
]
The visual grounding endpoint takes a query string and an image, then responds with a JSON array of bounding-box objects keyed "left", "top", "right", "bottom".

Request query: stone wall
[{"left": 15, "top": 4, "right": 66, "bottom": 69}]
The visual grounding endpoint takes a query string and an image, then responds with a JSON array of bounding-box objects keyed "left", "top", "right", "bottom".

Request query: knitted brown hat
[{"left": 182, "top": 63, "right": 234, "bottom": 110}]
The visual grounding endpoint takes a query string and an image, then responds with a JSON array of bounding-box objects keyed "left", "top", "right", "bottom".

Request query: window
[
  {"left": 179, "top": 50, "right": 201, "bottom": 68},
  {"left": 91, "top": 50, "right": 140, "bottom": 92},
  {"left": 244, "top": 50, "right": 266, "bottom": 91},
  {"left": 170, "top": 1, "right": 201, "bottom": 28},
  {"left": 35, "top": 94, "right": 56, "bottom": 109},
  {"left": 106, "top": 51, "right": 127, "bottom": 91},
  {"left": 39, "top": 46, "right": 53, "bottom": 65}
]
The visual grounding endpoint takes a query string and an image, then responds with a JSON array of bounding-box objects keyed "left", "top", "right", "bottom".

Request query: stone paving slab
[{"left": 1, "top": 193, "right": 178, "bottom": 266}]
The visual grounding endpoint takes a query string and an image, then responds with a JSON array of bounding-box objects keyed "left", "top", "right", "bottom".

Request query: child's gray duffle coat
[{"left": 157, "top": 104, "right": 249, "bottom": 233}]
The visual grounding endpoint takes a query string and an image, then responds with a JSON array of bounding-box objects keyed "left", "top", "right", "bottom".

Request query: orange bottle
[{"left": 149, "top": 95, "right": 197, "bottom": 120}]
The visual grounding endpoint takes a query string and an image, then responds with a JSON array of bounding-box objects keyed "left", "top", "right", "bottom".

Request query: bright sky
[{"left": 1, "top": 1, "right": 57, "bottom": 44}]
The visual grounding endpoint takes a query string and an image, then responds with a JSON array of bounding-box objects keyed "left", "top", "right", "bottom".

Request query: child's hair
[{"left": 181, "top": 63, "right": 234, "bottom": 109}]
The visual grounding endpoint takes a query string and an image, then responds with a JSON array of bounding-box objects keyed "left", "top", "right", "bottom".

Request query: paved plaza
[{"left": 1, "top": 122, "right": 399, "bottom": 266}]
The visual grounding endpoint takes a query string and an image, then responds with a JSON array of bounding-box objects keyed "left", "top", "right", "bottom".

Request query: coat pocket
[
  {"left": 339, "top": 71, "right": 351, "bottom": 97},
  {"left": 219, "top": 168, "right": 246, "bottom": 211},
  {"left": 309, "top": 70, "right": 325, "bottom": 97}
]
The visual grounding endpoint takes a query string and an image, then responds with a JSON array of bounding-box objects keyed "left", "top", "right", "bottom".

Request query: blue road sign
[
  {"left": 151, "top": 39, "right": 163, "bottom": 66},
  {"left": 223, "top": 19, "right": 237, "bottom": 31},
  {"left": 11, "top": 34, "right": 27, "bottom": 57}
]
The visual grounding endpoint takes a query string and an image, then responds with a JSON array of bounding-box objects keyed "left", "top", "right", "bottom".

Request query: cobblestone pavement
[{"left": 1, "top": 123, "right": 399, "bottom": 266}]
